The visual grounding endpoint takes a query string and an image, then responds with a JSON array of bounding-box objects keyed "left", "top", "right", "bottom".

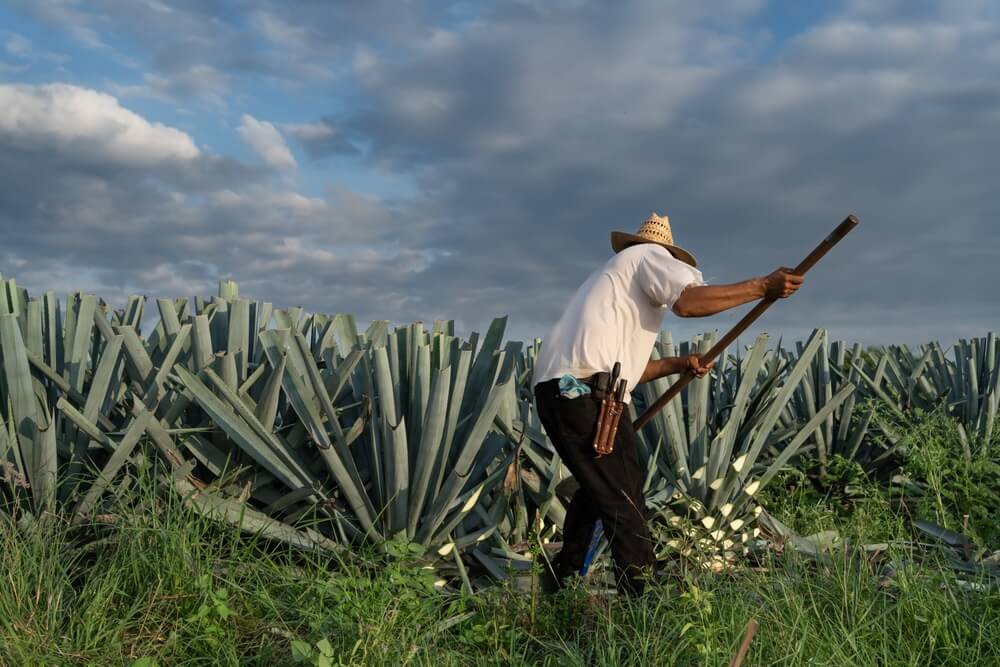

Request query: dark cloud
[
  {"left": 317, "top": 0, "right": 1000, "bottom": 345},
  {"left": 283, "top": 119, "right": 362, "bottom": 158},
  {"left": 2, "top": 0, "right": 999, "bottom": 349}
]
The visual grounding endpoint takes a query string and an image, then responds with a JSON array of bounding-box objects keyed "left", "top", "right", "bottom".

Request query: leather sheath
[
  {"left": 591, "top": 362, "right": 623, "bottom": 457},
  {"left": 593, "top": 393, "right": 610, "bottom": 453},
  {"left": 594, "top": 399, "right": 621, "bottom": 456},
  {"left": 593, "top": 376, "right": 627, "bottom": 457}
]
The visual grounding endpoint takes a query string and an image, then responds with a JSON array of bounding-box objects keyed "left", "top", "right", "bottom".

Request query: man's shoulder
[
  {"left": 607, "top": 243, "right": 653, "bottom": 268},
  {"left": 600, "top": 243, "right": 695, "bottom": 282},
  {"left": 613, "top": 243, "right": 678, "bottom": 269}
]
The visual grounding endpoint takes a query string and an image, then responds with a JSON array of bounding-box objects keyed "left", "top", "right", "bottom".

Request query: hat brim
[{"left": 610, "top": 231, "right": 698, "bottom": 268}]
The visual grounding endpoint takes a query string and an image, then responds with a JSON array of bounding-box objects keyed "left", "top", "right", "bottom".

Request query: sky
[{"left": 0, "top": 0, "right": 998, "bottom": 349}]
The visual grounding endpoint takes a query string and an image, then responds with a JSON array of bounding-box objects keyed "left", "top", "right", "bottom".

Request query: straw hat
[{"left": 611, "top": 212, "right": 698, "bottom": 268}]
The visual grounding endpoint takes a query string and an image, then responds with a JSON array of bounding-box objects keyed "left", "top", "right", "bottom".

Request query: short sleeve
[{"left": 637, "top": 245, "right": 706, "bottom": 308}]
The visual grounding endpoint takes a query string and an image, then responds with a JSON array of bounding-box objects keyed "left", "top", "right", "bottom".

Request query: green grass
[{"left": 2, "top": 413, "right": 998, "bottom": 666}]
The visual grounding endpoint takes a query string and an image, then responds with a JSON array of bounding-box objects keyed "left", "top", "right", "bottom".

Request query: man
[{"left": 531, "top": 212, "right": 804, "bottom": 595}]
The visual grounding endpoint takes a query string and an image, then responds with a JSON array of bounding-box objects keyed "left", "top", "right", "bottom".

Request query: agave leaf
[
  {"left": 263, "top": 486, "right": 318, "bottom": 516},
  {"left": 362, "top": 319, "right": 387, "bottom": 351},
  {"left": 64, "top": 335, "right": 126, "bottom": 491},
  {"left": 844, "top": 408, "right": 876, "bottom": 462},
  {"left": 372, "top": 345, "right": 398, "bottom": 425},
  {"left": 431, "top": 449, "right": 514, "bottom": 547},
  {"left": 156, "top": 297, "right": 182, "bottom": 341},
  {"left": 687, "top": 334, "right": 713, "bottom": 500},
  {"left": 66, "top": 295, "right": 96, "bottom": 393},
  {"left": 383, "top": 414, "right": 410, "bottom": 539},
  {"left": 228, "top": 299, "right": 251, "bottom": 381},
  {"left": 259, "top": 330, "right": 326, "bottom": 443},
  {"left": 642, "top": 355, "right": 690, "bottom": 488},
  {"left": 1, "top": 314, "right": 55, "bottom": 511},
  {"left": 237, "top": 357, "right": 269, "bottom": 397},
  {"left": 148, "top": 323, "right": 192, "bottom": 402},
  {"left": 430, "top": 347, "right": 472, "bottom": 503},
  {"left": 25, "top": 300, "right": 43, "bottom": 359},
  {"left": 417, "top": 373, "right": 511, "bottom": 545},
  {"left": 124, "top": 294, "right": 145, "bottom": 330},
  {"left": 189, "top": 314, "right": 214, "bottom": 372},
  {"left": 260, "top": 329, "right": 378, "bottom": 536},
  {"left": 461, "top": 316, "right": 507, "bottom": 415},
  {"left": 42, "top": 291, "right": 62, "bottom": 371},
  {"left": 324, "top": 348, "right": 364, "bottom": 405},
  {"left": 408, "top": 342, "right": 431, "bottom": 460},
  {"left": 116, "top": 325, "right": 154, "bottom": 390},
  {"left": 739, "top": 328, "right": 826, "bottom": 474},
  {"left": 127, "top": 398, "right": 186, "bottom": 470},
  {"left": 914, "top": 519, "right": 976, "bottom": 551},
  {"left": 173, "top": 478, "right": 341, "bottom": 554},
  {"left": 255, "top": 351, "right": 286, "bottom": 430},
  {"left": 71, "top": 410, "right": 152, "bottom": 520},
  {"left": 408, "top": 367, "right": 451, "bottom": 539},
  {"left": 173, "top": 366, "right": 310, "bottom": 491},
  {"left": 754, "top": 383, "right": 855, "bottom": 492},
  {"left": 706, "top": 333, "right": 769, "bottom": 490}
]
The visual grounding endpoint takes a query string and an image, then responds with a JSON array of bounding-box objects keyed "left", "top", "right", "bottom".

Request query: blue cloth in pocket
[{"left": 558, "top": 374, "right": 591, "bottom": 398}]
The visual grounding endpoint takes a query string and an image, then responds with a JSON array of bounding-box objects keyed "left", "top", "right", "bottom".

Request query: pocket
[{"left": 556, "top": 394, "right": 600, "bottom": 444}]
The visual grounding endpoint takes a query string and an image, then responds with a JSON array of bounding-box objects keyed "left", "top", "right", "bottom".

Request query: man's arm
[
  {"left": 671, "top": 267, "right": 804, "bottom": 317},
  {"left": 638, "top": 355, "right": 714, "bottom": 384}
]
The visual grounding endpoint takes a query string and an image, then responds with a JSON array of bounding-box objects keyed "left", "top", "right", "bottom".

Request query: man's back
[{"left": 532, "top": 243, "right": 705, "bottom": 402}]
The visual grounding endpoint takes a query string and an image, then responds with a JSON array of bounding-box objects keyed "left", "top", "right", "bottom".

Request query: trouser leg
[
  {"left": 599, "top": 415, "right": 655, "bottom": 595},
  {"left": 551, "top": 488, "right": 598, "bottom": 577},
  {"left": 533, "top": 380, "right": 655, "bottom": 595}
]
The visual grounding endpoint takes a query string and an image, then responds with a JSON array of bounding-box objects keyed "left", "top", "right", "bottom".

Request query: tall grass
[{"left": 1, "top": 414, "right": 998, "bottom": 666}]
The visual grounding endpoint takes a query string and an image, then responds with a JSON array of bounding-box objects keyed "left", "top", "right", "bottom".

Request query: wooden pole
[
  {"left": 632, "top": 214, "right": 859, "bottom": 431},
  {"left": 728, "top": 618, "right": 760, "bottom": 667}
]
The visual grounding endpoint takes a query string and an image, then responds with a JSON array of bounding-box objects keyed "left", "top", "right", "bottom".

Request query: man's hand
[
  {"left": 763, "top": 267, "right": 804, "bottom": 299},
  {"left": 639, "top": 354, "right": 715, "bottom": 384},
  {"left": 685, "top": 354, "right": 715, "bottom": 378}
]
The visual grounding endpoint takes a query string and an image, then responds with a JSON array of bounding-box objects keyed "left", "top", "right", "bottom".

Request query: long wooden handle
[
  {"left": 728, "top": 619, "right": 760, "bottom": 667},
  {"left": 632, "top": 214, "right": 859, "bottom": 431}
]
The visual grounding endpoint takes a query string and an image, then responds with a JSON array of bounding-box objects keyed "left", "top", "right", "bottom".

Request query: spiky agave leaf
[
  {"left": 853, "top": 334, "right": 999, "bottom": 455},
  {"left": 771, "top": 330, "right": 897, "bottom": 481},
  {"left": 639, "top": 329, "right": 855, "bottom": 568}
]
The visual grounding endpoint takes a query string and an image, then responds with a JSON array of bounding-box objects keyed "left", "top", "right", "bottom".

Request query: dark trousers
[{"left": 533, "top": 378, "right": 655, "bottom": 595}]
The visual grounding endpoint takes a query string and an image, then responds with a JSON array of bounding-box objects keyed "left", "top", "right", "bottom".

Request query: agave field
[
  {"left": 2, "top": 275, "right": 999, "bottom": 663},
  {"left": 2, "top": 274, "right": 997, "bottom": 595}
]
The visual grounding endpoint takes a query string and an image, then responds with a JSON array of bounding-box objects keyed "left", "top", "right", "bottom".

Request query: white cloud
[
  {"left": 284, "top": 120, "right": 337, "bottom": 141},
  {"left": 0, "top": 83, "right": 200, "bottom": 164},
  {"left": 250, "top": 10, "right": 309, "bottom": 47},
  {"left": 109, "top": 64, "right": 229, "bottom": 107},
  {"left": 3, "top": 0, "right": 1000, "bottom": 343},
  {"left": 11, "top": 0, "right": 106, "bottom": 50},
  {"left": 3, "top": 31, "right": 69, "bottom": 65},
  {"left": 5, "top": 33, "right": 31, "bottom": 57},
  {"left": 237, "top": 114, "right": 298, "bottom": 169}
]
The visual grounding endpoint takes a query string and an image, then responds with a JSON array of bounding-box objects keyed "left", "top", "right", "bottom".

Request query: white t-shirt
[{"left": 531, "top": 243, "right": 706, "bottom": 404}]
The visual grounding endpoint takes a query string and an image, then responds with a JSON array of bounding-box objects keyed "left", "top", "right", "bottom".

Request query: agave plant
[
  {"left": 1, "top": 276, "right": 521, "bottom": 572},
  {"left": 851, "top": 334, "right": 999, "bottom": 456},
  {"left": 772, "top": 331, "right": 898, "bottom": 482},
  {"left": 631, "top": 328, "right": 856, "bottom": 569},
  {"left": 160, "top": 294, "right": 522, "bottom": 560},
  {"left": 0, "top": 277, "right": 175, "bottom": 526},
  {"left": 503, "top": 328, "right": 857, "bottom": 574}
]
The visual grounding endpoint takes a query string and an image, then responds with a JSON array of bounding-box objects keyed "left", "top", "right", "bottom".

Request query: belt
[
  {"left": 578, "top": 371, "right": 612, "bottom": 399},
  {"left": 537, "top": 372, "right": 611, "bottom": 395}
]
